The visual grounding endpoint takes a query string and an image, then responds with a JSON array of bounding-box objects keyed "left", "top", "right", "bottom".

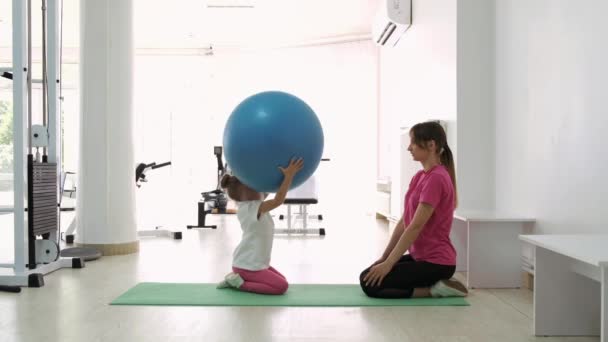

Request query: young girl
[
  {"left": 217, "top": 158, "right": 304, "bottom": 295},
  {"left": 360, "top": 121, "right": 467, "bottom": 298}
]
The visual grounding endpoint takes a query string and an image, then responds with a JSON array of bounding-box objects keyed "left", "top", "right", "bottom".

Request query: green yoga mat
[{"left": 111, "top": 283, "right": 469, "bottom": 307}]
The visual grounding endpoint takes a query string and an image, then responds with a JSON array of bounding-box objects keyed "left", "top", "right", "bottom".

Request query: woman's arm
[
  {"left": 363, "top": 203, "right": 435, "bottom": 287},
  {"left": 378, "top": 215, "right": 405, "bottom": 262},
  {"left": 384, "top": 203, "right": 434, "bottom": 265}
]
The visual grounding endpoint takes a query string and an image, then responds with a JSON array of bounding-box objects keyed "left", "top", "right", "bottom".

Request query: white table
[
  {"left": 520, "top": 234, "right": 608, "bottom": 341},
  {"left": 451, "top": 211, "right": 535, "bottom": 288}
]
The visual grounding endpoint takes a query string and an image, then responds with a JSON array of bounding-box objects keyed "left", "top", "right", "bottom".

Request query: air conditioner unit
[{"left": 372, "top": 0, "right": 412, "bottom": 47}]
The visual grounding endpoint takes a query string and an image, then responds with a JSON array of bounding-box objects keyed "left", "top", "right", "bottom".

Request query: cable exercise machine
[{"left": 0, "top": 0, "right": 84, "bottom": 293}]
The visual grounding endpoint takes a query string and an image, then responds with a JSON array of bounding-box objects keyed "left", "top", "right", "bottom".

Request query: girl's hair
[
  {"left": 410, "top": 121, "right": 458, "bottom": 207},
  {"left": 220, "top": 174, "right": 243, "bottom": 201}
]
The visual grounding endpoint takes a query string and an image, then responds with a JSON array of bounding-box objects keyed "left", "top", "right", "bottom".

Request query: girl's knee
[{"left": 277, "top": 279, "right": 289, "bottom": 294}]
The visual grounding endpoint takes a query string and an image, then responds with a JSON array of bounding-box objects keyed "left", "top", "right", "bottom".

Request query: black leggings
[{"left": 359, "top": 255, "right": 455, "bottom": 298}]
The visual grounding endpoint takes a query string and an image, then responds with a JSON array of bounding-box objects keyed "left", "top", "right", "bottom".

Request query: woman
[{"left": 360, "top": 121, "right": 467, "bottom": 298}]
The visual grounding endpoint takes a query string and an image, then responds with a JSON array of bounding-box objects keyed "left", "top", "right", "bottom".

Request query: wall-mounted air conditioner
[{"left": 372, "top": 0, "right": 412, "bottom": 47}]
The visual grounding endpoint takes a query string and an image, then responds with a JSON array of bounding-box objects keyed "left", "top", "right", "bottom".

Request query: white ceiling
[
  {"left": 135, "top": 0, "right": 380, "bottom": 48},
  {"left": 0, "top": 0, "right": 380, "bottom": 50}
]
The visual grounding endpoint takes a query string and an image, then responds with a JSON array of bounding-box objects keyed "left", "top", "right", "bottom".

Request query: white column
[
  {"left": 77, "top": 0, "right": 137, "bottom": 251},
  {"left": 47, "top": 0, "right": 61, "bottom": 244},
  {"left": 47, "top": 0, "right": 60, "bottom": 165},
  {"left": 602, "top": 266, "right": 607, "bottom": 342},
  {"left": 12, "top": 0, "right": 29, "bottom": 273}
]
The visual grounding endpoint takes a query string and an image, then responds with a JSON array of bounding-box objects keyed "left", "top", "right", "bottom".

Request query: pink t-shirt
[{"left": 404, "top": 165, "right": 456, "bottom": 266}]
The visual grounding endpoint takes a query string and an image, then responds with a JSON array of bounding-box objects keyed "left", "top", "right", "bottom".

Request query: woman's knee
[
  {"left": 359, "top": 268, "right": 370, "bottom": 284},
  {"left": 360, "top": 284, "right": 381, "bottom": 298},
  {"left": 359, "top": 270, "right": 378, "bottom": 297}
]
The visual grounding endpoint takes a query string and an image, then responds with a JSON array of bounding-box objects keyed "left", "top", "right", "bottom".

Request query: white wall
[
  {"left": 134, "top": 42, "right": 378, "bottom": 227},
  {"left": 377, "top": 0, "right": 457, "bottom": 217},
  {"left": 456, "top": 0, "right": 496, "bottom": 212},
  {"left": 495, "top": 0, "right": 608, "bottom": 233}
]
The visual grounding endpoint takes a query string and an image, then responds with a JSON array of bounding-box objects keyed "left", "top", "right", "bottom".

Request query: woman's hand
[
  {"left": 278, "top": 158, "right": 304, "bottom": 178},
  {"left": 363, "top": 261, "right": 394, "bottom": 287},
  {"left": 371, "top": 256, "right": 387, "bottom": 267}
]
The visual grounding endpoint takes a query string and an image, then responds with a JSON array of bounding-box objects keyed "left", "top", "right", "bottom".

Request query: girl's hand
[
  {"left": 363, "top": 261, "right": 394, "bottom": 287},
  {"left": 278, "top": 158, "right": 304, "bottom": 178}
]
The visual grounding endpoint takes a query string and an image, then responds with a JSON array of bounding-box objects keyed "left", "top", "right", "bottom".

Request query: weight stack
[{"left": 27, "top": 155, "right": 58, "bottom": 269}]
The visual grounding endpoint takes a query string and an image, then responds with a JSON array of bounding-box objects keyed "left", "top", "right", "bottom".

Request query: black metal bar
[
  {"left": 27, "top": 155, "right": 35, "bottom": 269},
  {"left": 0, "top": 285, "right": 21, "bottom": 293},
  {"left": 151, "top": 161, "right": 171, "bottom": 169},
  {"left": 186, "top": 202, "right": 217, "bottom": 229}
]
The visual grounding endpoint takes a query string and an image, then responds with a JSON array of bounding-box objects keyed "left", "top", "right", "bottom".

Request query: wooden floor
[{"left": 0, "top": 209, "right": 599, "bottom": 342}]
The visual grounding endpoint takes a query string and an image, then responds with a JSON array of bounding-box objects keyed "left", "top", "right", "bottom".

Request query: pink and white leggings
[{"left": 232, "top": 266, "right": 288, "bottom": 295}]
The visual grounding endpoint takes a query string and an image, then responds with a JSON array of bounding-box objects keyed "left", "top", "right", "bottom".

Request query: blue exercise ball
[{"left": 223, "top": 91, "right": 324, "bottom": 193}]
